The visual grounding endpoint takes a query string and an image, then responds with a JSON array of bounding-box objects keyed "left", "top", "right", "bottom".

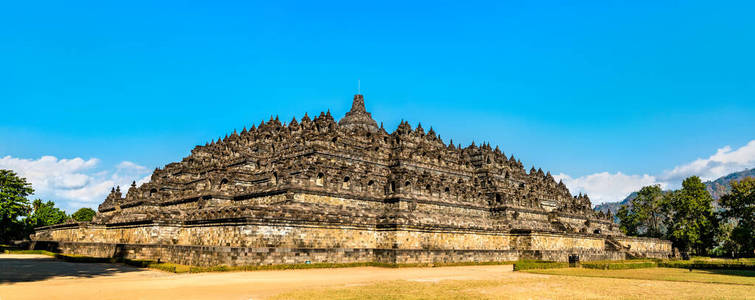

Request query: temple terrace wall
[{"left": 32, "top": 222, "right": 671, "bottom": 266}]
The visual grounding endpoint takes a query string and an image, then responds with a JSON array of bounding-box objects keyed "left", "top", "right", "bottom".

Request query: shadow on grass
[
  {"left": 702, "top": 269, "right": 755, "bottom": 278},
  {"left": 0, "top": 256, "right": 144, "bottom": 283}
]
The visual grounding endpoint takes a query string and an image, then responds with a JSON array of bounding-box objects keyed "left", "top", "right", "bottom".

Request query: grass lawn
[
  {"left": 525, "top": 267, "right": 755, "bottom": 286},
  {"left": 270, "top": 269, "right": 755, "bottom": 299}
]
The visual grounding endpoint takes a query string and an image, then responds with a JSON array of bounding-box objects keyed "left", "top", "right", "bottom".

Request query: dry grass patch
[
  {"left": 525, "top": 267, "right": 755, "bottom": 286},
  {"left": 270, "top": 271, "right": 755, "bottom": 299}
]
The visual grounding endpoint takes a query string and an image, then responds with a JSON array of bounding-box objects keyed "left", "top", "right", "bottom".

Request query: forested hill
[
  {"left": 594, "top": 192, "right": 635, "bottom": 215},
  {"left": 594, "top": 168, "right": 755, "bottom": 214},
  {"left": 705, "top": 168, "right": 755, "bottom": 200}
]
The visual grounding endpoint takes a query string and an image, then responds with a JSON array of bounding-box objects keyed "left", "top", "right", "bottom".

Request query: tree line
[
  {"left": 616, "top": 176, "right": 754, "bottom": 258},
  {"left": 0, "top": 169, "right": 96, "bottom": 243}
]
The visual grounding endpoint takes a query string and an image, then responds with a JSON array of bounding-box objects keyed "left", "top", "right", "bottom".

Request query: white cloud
[
  {"left": 554, "top": 172, "right": 664, "bottom": 206},
  {"left": 557, "top": 140, "right": 755, "bottom": 206},
  {"left": 660, "top": 140, "right": 755, "bottom": 184},
  {"left": 117, "top": 161, "right": 148, "bottom": 172},
  {"left": 0, "top": 156, "right": 150, "bottom": 212}
]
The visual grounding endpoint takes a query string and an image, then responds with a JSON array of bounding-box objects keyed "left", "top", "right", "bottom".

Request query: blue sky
[{"left": 1, "top": 1, "right": 754, "bottom": 211}]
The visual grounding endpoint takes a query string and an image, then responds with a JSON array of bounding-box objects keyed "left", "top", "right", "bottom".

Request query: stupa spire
[
  {"left": 350, "top": 94, "right": 367, "bottom": 113},
  {"left": 338, "top": 94, "right": 378, "bottom": 132}
]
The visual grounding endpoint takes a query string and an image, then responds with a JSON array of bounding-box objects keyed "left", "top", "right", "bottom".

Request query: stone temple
[{"left": 33, "top": 95, "right": 671, "bottom": 266}]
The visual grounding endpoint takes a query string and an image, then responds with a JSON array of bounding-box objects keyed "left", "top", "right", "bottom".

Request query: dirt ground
[
  {"left": 0, "top": 254, "right": 513, "bottom": 300},
  {"left": 1, "top": 254, "right": 753, "bottom": 300}
]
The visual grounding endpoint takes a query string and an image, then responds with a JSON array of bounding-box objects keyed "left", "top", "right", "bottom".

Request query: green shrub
[
  {"left": 136, "top": 260, "right": 515, "bottom": 273},
  {"left": 513, "top": 260, "right": 569, "bottom": 271},
  {"left": 4, "top": 249, "right": 56, "bottom": 256},
  {"left": 658, "top": 259, "right": 755, "bottom": 270},
  {"left": 576, "top": 257, "right": 755, "bottom": 271},
  {"left": 581, "top": 260, "right": 658, "bottom": 270},
  {"left": 0, "top": 244, "right": 13, "bottom": 252}
]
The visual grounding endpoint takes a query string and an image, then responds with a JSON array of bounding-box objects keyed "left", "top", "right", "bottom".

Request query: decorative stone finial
[
  {"left": 338, "top": 94, "right": 379, "bottom": 132},
  {"left": 350, "top": 94, "right": 367, "bottom": 113}
]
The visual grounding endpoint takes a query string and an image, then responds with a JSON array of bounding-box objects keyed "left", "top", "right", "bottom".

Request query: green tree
[
  {"left": 0, "top": 169, "right": 33, "bottom": 242},
  {"left": 27, "top": 199, "right": 68, "bottom": 228},
  {"left": 663, "top": 176, "right": 716, "bottom": 255},
  {"left": 71, "top": 207, "right": 96, "bottom": 222},
  {"left": 616, "top": 204, "right": 641, "bottom": 236},
  {"left": 615, "top": 185, "right": 666, "bottom": 238},
  {"left": 711, "top": 219, "right": 738, "bottom": 257},
  {"left": 718, "top": 177, "right": 755, "bottom": 257},
  {"left": 635, "top": 185, "right": 666, "bottom": 237}
]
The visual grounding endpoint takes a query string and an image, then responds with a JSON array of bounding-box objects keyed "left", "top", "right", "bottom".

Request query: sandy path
[{"left": 0, "top": 254, "right": 515, "bottom": 300}]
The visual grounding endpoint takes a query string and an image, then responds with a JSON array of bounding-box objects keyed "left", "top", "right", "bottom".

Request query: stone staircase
[{"left": 605, "top": 236, "right": 641, "bottom": 259}]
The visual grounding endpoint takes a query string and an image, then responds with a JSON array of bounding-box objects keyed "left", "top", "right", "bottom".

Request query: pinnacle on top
[
  {"left": 350, "top": 94, "right": 367, "bottom": 113},
  {"left": 338, "top": 94, "right": 379, "bottom": 132}
]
